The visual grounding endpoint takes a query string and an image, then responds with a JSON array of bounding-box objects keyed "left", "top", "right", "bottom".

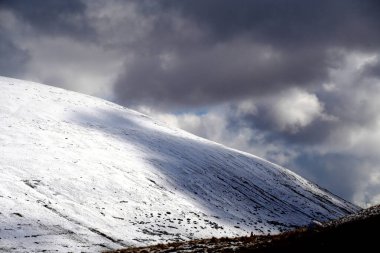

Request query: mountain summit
[{"left": 0, "top": 77, "right": 358, "bottom": 252}]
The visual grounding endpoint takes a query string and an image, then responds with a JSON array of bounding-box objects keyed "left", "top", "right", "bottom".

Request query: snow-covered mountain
[{"left": 0, "top": 76, "right": 358, "bottom": 252}]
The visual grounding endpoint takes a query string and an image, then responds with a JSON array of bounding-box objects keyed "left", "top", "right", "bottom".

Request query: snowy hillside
[{"left": 0, "top": 76, "right": 358, "bottom": 252}]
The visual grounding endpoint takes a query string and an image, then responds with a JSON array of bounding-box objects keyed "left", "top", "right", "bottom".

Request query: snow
[{"left": 0, "top": 76, "right": 359, "bottom": 252}]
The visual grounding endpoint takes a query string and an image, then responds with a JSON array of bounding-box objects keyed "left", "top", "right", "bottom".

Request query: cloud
[
  {"left": 0, "top": 9, "right": 29, "bottom": 77},
  {"left": 0, "top": 0, "right": 94, "bottom": 39},
  {"left": 114, "top": 38, "right": 331, "bottom": 108},
  {"left": 0, "top": 30, "right": 29, "bottom": 77},
  {"left": 109, "top": 0, "right": 380, "bottom": 109},
  {"left": 21, "top": 36, "right": 124, "bottom": 98},
  {"left": 159, "top": 0, "right": 380, "bottom": 50},
  {"left": 363, "top": 57, "right": 380, "bottom": 79},
  {"left": 238, "top": 88, "right": 325, "bottom": 134},
  {"left": 3, "top": 0, "right": 380, "bottom": 107},
  {"left": 0, "top": 0, "right": 123, "bottom": 97}
]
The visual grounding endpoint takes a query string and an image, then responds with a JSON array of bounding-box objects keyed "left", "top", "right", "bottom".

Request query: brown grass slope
[{"left": 110, "top": 205, "right": 380, "bottom": 252}]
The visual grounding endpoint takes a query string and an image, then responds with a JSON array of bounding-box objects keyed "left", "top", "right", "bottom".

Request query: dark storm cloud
[
  {"left": 0, "top": 0, "right": 94, "bottom": 39},
  {"left": 159, "top": 0, "right": 380, "bottom": 50},
  {"left": 115, "top": 45, "right": 331, "bottom": 107},
  {"left": 0, "top": 29, "right": 29, "bottom": 77},
  {"left": 363, "top": 60, "right": 380, "bottom": 79},
  {"left": 2, "top": 0, "right": 380, "bottom": 107},
  {"left": 113, "top": 0, "right": 380, "bottom": 108}
]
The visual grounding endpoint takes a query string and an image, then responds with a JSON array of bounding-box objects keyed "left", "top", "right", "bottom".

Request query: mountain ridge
[{"left": 0, "top": 76, "right": 358, "bottom": 252}]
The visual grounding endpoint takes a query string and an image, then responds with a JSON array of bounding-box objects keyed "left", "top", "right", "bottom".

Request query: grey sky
[{"left": 1, "top": 0, "right": 380, "bottom": 206}]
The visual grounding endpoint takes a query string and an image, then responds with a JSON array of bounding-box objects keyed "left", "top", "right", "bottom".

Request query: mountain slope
[{"left": 0, "top": 76, "right": 358, "bottom": 252}]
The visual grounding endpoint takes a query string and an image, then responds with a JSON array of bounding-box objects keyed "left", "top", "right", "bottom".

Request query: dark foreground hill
[{"left": 112, "top": 204, "right": 380, "bottom": 253}]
